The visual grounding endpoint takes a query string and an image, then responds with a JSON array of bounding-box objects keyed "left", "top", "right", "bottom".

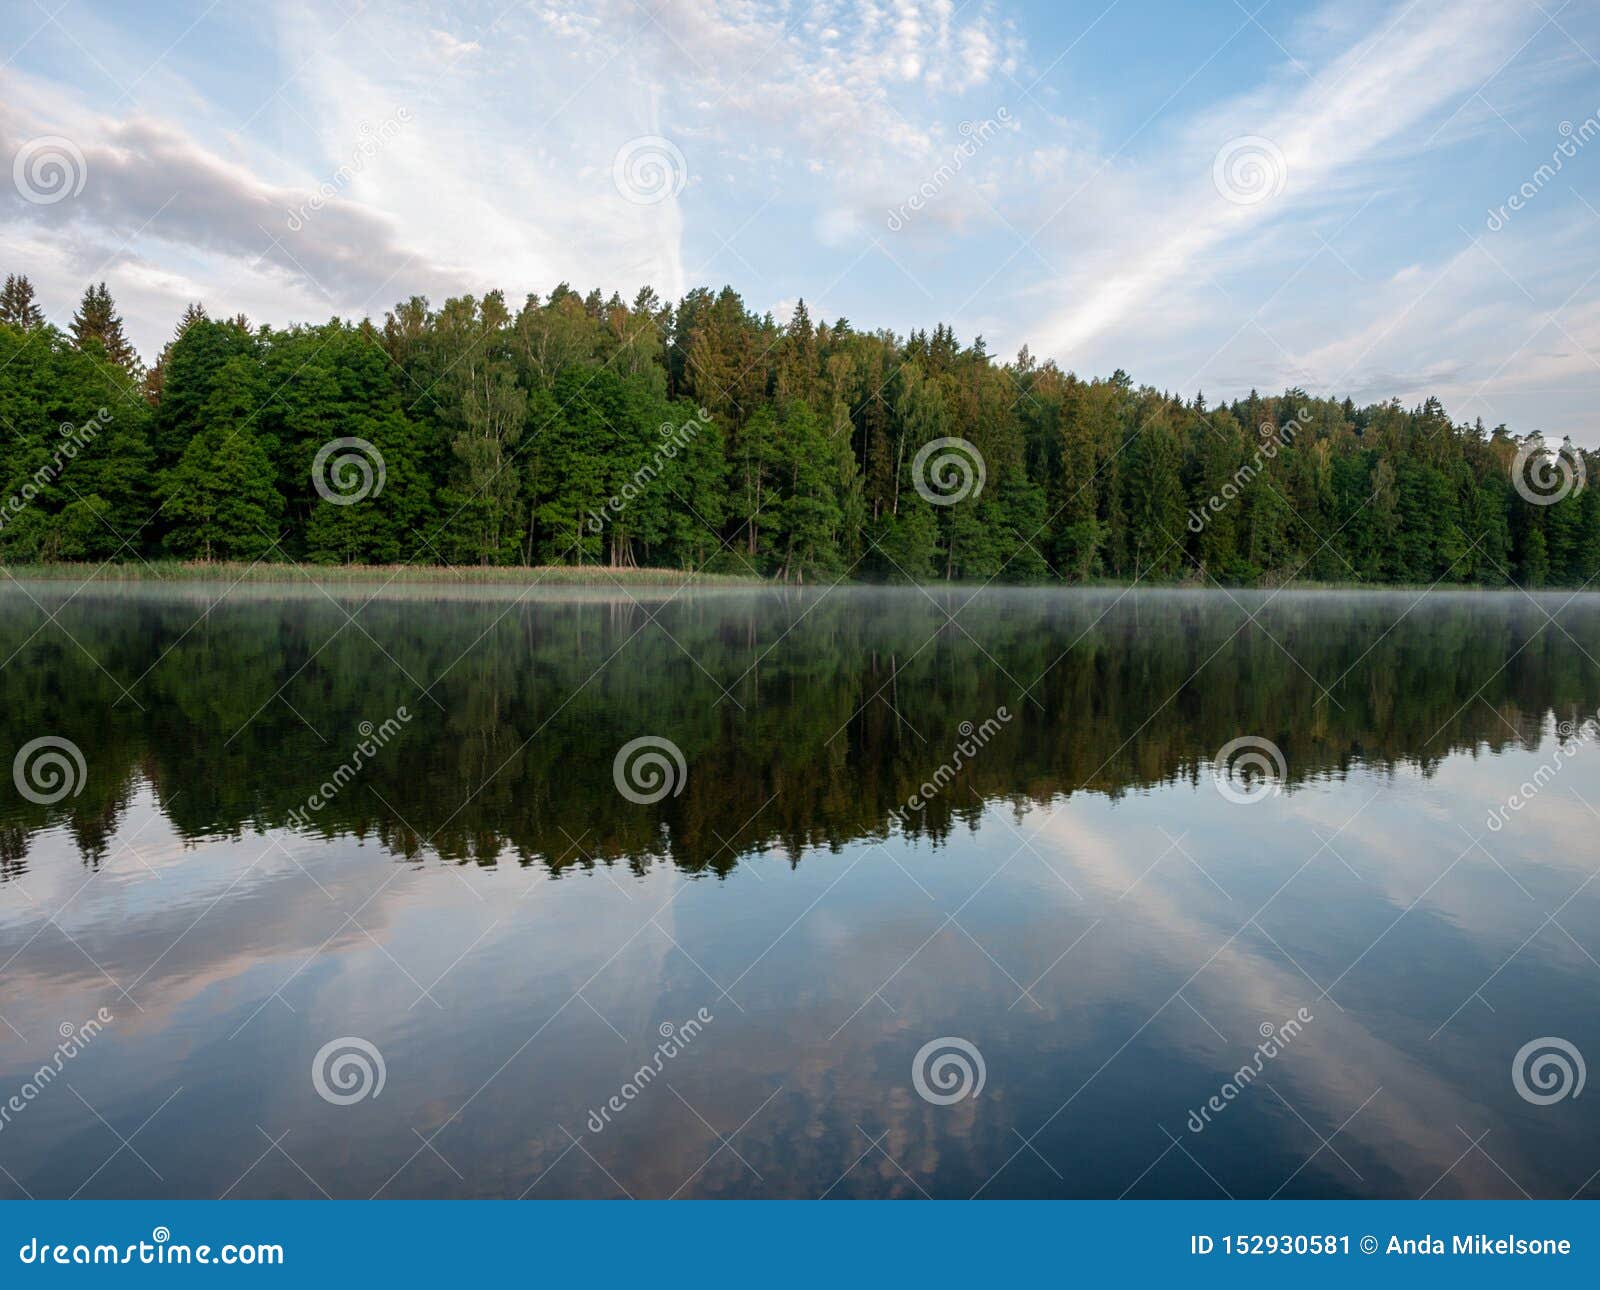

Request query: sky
[{"left": 3, "top": 0, "right": 1599, "bottom": 440}]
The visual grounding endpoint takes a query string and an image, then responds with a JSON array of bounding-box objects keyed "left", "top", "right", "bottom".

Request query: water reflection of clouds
[
  {"left": 4, "top": 752, "right": 1597, "bottom": 1197},
  {"left": 1000, "top": 765, "right": 1597, "bottom": 1197},
  {"left": 4, "top": 587, "right": 1599, "bottom": 1197}
]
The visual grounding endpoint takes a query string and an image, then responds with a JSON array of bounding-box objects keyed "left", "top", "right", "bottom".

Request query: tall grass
[{"left": 0, "top": 560, "right": 766, "bottom": 586}]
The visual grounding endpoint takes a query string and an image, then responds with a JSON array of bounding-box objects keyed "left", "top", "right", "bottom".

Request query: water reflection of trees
[{"left": 2, "top": 586, "right": 1596, "bottom": 881}]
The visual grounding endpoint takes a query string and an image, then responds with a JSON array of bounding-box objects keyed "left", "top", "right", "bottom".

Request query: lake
[{"left": 1, "top": 581, "right": 1597, "bottom": 1199}]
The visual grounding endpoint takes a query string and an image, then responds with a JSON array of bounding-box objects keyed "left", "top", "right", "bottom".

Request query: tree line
[{"left": 0, "top": 271, "right": 1593, "bottom": 585}]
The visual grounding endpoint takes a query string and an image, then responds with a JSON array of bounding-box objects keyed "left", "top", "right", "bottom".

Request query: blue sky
[{"left": 4, "top": 0, "right": 1600, "bottom": 439}]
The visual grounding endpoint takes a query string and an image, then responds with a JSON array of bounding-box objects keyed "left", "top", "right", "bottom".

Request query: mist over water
[{"left": 2, "top": 583, "right": 1597, "bottom": 1198}]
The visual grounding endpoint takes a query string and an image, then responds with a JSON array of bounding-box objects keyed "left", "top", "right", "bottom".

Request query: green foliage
[
  {"left": 0, "top": 323, "right": 153, "bottom": 561},
  {"left": 70, "top": 282, "right": 139, "bottom": 376},
  {"left": 0, "top": 276, "right": 1594, "bottom": 586},
  {"left": 0, "top": 274, "right": 45, "bottom": 329},
  {"left": 157, "top": 357, "right": 284, "bottom": 560}
]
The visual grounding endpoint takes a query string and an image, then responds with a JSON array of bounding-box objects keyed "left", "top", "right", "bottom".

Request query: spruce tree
[
  {"left": 0, "top": 274, "right": 45, "bottom": 328},
  {"left": 70, "top": 282, "right": 139, "bottom": 374}
]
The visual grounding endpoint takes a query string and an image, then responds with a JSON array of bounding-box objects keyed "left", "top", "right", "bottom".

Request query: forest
[{"left": 0, "top": 271, "right": 1594, "bottom": 586}]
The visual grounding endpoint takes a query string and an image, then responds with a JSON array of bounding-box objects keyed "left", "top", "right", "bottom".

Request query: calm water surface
[{"left": 1, "top": 583, "right": 1598, "bottom": 1198}]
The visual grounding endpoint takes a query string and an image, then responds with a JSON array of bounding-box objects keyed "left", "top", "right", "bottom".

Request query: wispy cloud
[
  {"left": 1, "top": 0, "right": 1596, "bottom": 440},
  {"left": 1031, "top": 0, "right": 1538, "bottom": 357}
]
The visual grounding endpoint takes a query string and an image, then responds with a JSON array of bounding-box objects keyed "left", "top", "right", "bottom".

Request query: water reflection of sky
[{"left": 3, "top": 737, "right": 1596, "bottom": 1199}]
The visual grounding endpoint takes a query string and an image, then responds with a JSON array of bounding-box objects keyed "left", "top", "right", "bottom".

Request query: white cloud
[
  {"left": 1031, "top": 0, "right": 1538, "bottom": 357},
  {"left": 0, "top": 0, "right": 1022, "bottom": 354},
  {"left": 429, "top": 29, "right": 481, "bottom": 60},
  {"left": 3, "top": 0, "right": 1596, "bottom": 442}
]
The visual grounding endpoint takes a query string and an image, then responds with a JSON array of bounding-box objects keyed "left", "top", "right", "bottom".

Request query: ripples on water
[{"left": 1, "top": 583, "right": 1597, "bottom": 1198}]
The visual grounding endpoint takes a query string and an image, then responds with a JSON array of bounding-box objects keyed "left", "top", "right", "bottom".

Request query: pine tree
[
  {"left": 70, "top": 282, "right": 139, "bottom": 374},
  {"left": 0, "top": 274, "right": 45, "bottom": 328},
  {"left": 1190, "top": 408, "right": 1247, "bottom": 580},
  {"left": 1122, "top": 406, "right": 1186, "bottom": 578}
]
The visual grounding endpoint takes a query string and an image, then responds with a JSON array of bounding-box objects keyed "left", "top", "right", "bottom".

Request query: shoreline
[
  {"left": 1, "top": 561, "right": 1595, "bottom": 598},
  {"left": 0, "top": 561, "right": 764, "bottom": 587}
]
